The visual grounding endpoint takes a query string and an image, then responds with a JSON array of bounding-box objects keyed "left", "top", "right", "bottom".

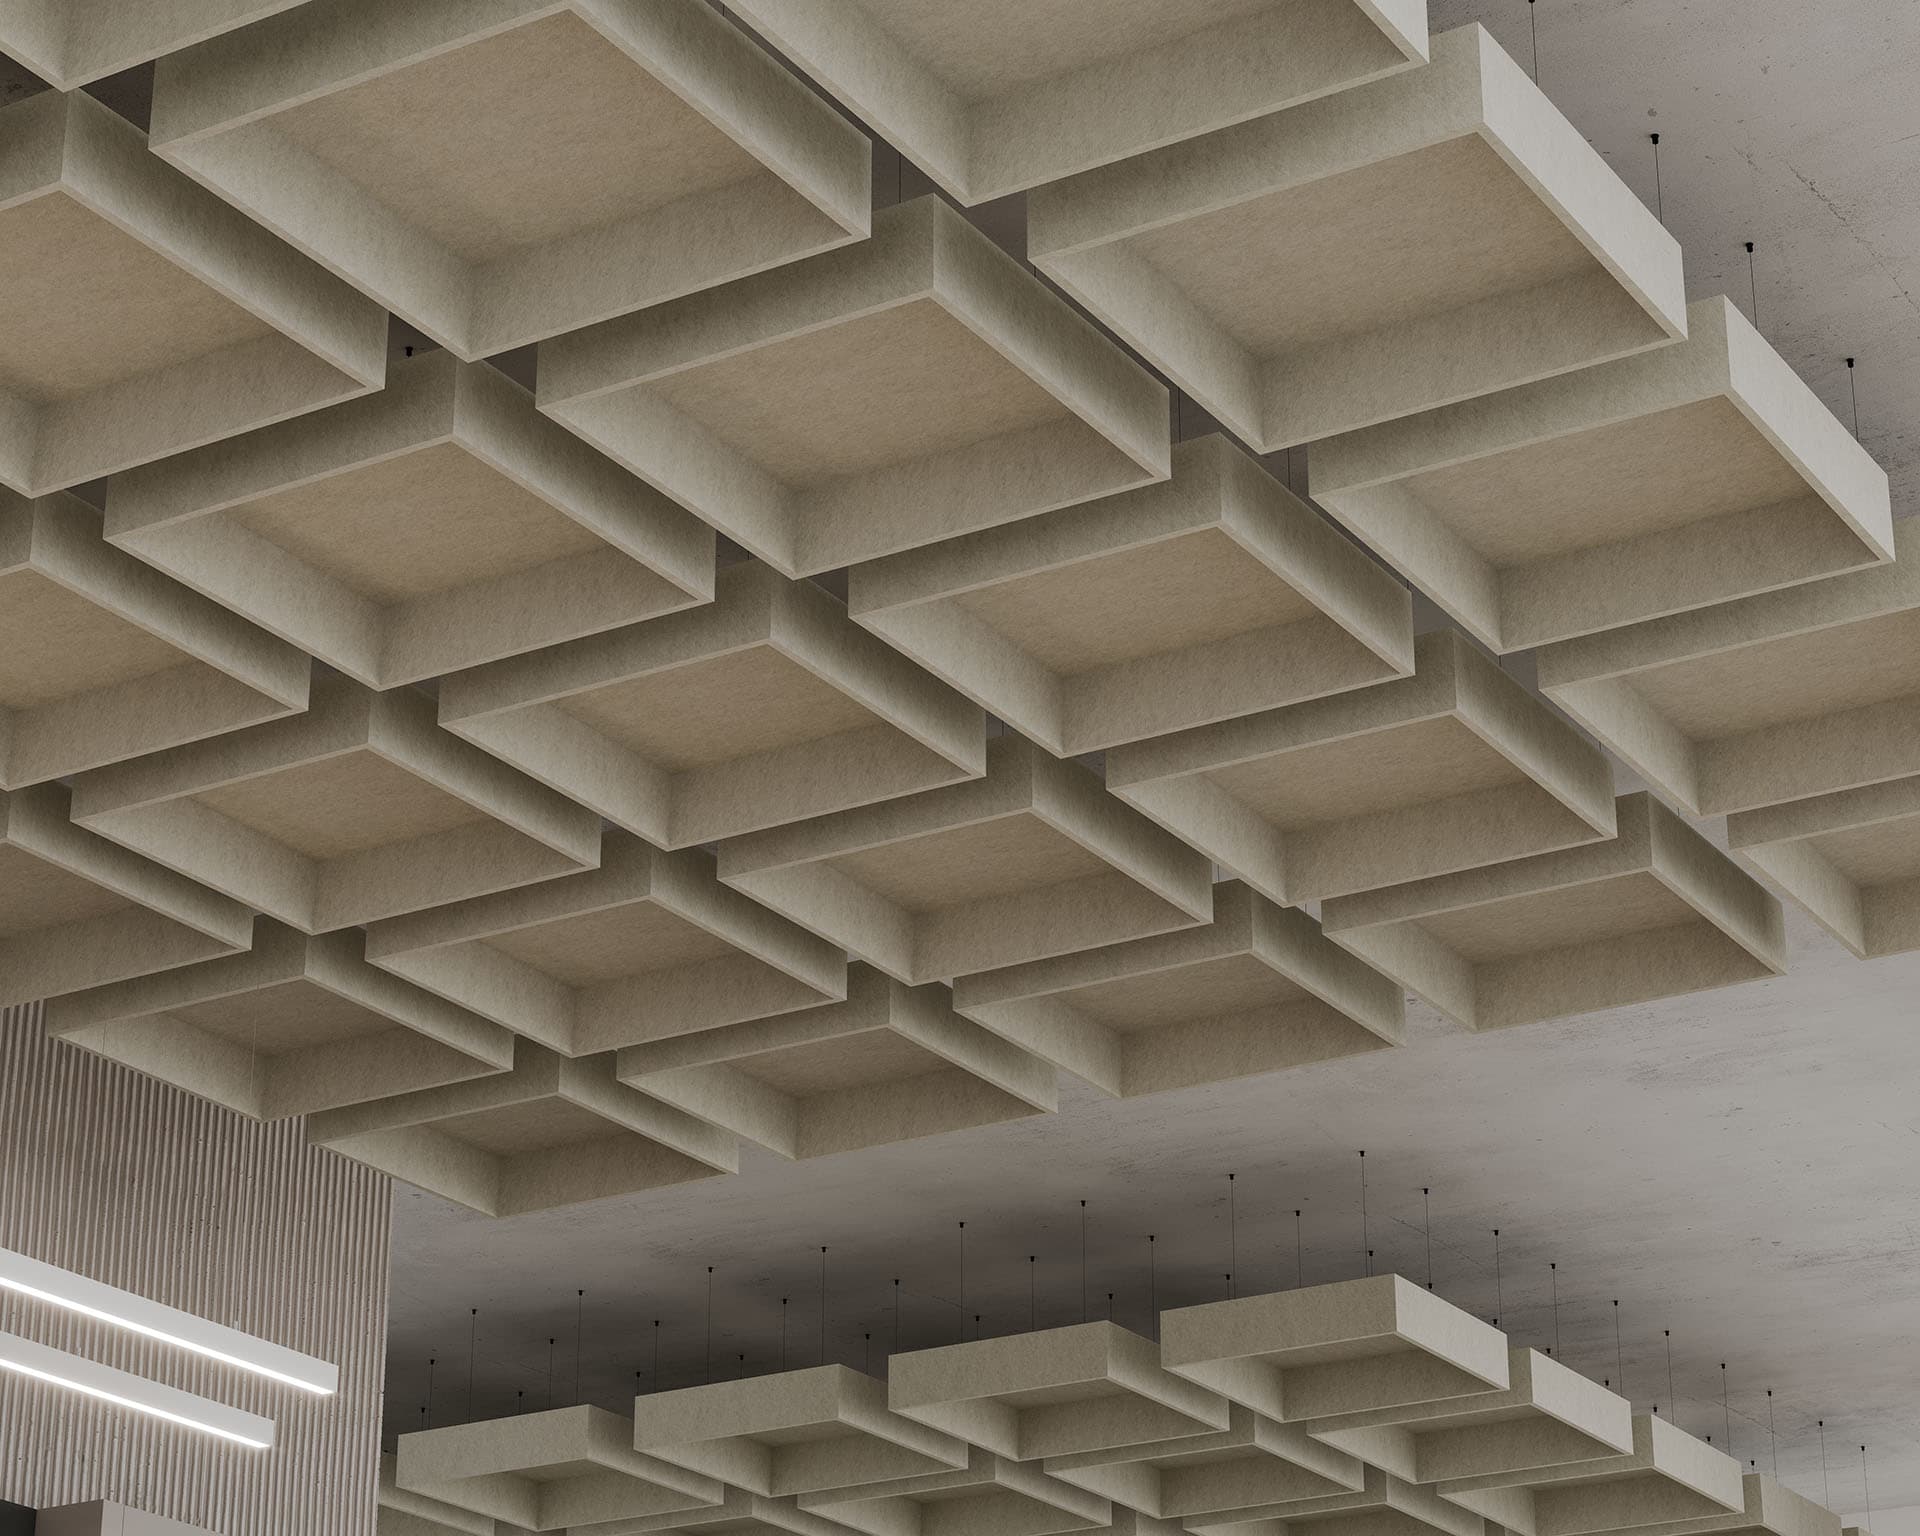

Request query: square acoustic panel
[
  {"left": 952, "top": 881, "right": 1405, "bottom": 1100},
  {"left": 0, "top": 782, "right": 252, "bottom": 1009},
  {"left": 1321, "top": 794, "right": 1786, "bottom": 1033},
  {"left": 800, "top": 1448, "right": 1114, "bottom": 1536},
  {"left": 69, "top": 671, "right": 602, "bottom": 934},
  {"left": 632, "top": 1364, "right": 969, "bottom": 1498},
  {"left": 847, "top": 436, "right": 1413, "bottom": 756},
  {"left": 0, "top": 87, "right": 384, "bottom": 496},
  {"left": 106, "top": 349, "right": 716, "bottom": 688},
  {"left": 379, "top": 1450, "right": 492, "bottom": 1536},
  {"left": 1309, "top": 297, "right": 1893, "bottom": 653},
  {"left": 616, "top": 964, "right": 1057, "bottom": 1160},
  {"left": 147, "top": 0, "right": 871, "bottom": 359},
  {"left": 0, "top": 1, "right": 305, "bottom": 89},
  {"left": 887, "top": 1322, "right": 1230, "bottom": 1462},
  {"left": 306, "top": 1037, "right": 738, "bottom": 1217},
  {"left": 0, "top": 491, "right": 307, "bottom": 787},
  {"left": 725, "top": 0, "right": 1427, "bottom": 204},
  {"left": 438, "top": 558, "right": 985, "bottom": 849},
  {"left": 1635, "top": 1476, "right": 1841, "bottom": 1536},
  {"left": 1535, "top": 523, "right": 1920, "bottom": 818},
  {"left": 1105, "top": 630, "right": 1616, "bottom": 907},
  {"left": 43, "top": 920, "right": 516, "bottom": 1121},
  {"left": 1042, "top": 1405, "right": 1365, "bottom": 1525},
  {"left": 538, "top": 196, "right": 1170, "bottom": 577},
  {"left": 1028, "top": 25, "right": 1685, "bottom": 452},
  {"left": 718, "top": 734, "right": 1213, "bottom": 985},
  {"left": 364, "top": 829, "right": 846, "bottom": 1059},
  {"left": 395, "top": 1405, "right": 726, "bottom": 1531},
  {"left": 592, "top": 1486, "right": 867, "bottom": 1536},
  {"left": 1188, "top": 1465, "right": 1485, "bottom": 1536}
]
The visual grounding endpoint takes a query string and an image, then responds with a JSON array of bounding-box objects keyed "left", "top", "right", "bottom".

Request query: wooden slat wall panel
[{"left": 0, "top": 1003, "right": 390, "bottom": 1535}]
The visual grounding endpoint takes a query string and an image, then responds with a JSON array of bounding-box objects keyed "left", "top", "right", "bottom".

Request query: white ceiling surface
[{"left": 385, "top": 0, "right": 1920, "bottom": 1524}]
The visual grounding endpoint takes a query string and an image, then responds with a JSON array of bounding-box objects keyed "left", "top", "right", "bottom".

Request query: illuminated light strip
[
  {"left": 0, "top": 1330, "right": 274, "bottom": 1448},
  {"left": 0, "top": 1246, "right": 336, "bottom": 1396}
]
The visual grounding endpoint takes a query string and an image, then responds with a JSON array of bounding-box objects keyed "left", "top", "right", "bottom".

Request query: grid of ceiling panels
[{"left": 0, "top": 0, "right": 1898, "bottom": 1220}]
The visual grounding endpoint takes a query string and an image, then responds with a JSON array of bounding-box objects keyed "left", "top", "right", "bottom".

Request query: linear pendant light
[
  {"left": 0, "top": 1246, "right": 336, "bottom": 1395},
  {"left": 0, "top": 1330, "right": 274, "bottom": 1448}
]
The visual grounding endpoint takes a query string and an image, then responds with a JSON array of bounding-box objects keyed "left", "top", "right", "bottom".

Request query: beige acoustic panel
[
  {"left": 573, "top": 1484, "right": 869, "bottom": 1536},
  {"left": 0, "top": 0, "right": 306, "bottom": 88},
  {"left": 799, "top": 1446, "right": 1113, "bottom": 1536},
  {"left": 1572, "top": 1474, "right": 1839, "bottom": 1536},
  {"left": 1536, "top": 523, "right": 1920, "bottom": 818},
  {"left": 379, "top": 1452, "right": 493, "bottom": 1536},
  {"left": 105, "top": 350, "right": 716, "bottom": 688},
  {"left": 147, "top": 0, "right": 870, "bottom": 360},
  {"left": 1304, "top": 1350, "right": 1629, "bottom": 1487},
  {"left": 847, "top": 436, "right": 1413, "bottom": 755},
  {"left": 1437, "top": 1414, "right": 1743, "bottom": 1536},
  {"left": 440, "top": 559, "right": 985, "bottom": 849},
  {"left": 1043, "top": 1405, "right": 1365, "bottom": 1525},
  {"left": 718, "top": 734, "right": 1212, "bottom": 985},
  {"left": 365, "top": 829, "right": 846, "bottom": 1058},
  {"left": 1029, "top": 24, "right": 1684, "bottom": 453},
  {"left": 305, "top": 1037, "right": 738, "bottom": 1217},
  {"left": 68, "top": 669, "right": 602, "bottom": 934},
  {"left": 617, "top": 964, "right": 1056, "bottom": 1159},
  {"left": 1106, "top": 630, "right": 1615, "bottom": 908},
  {"left": 1158, "top": 1276, "right": 1511, "bottom": 1426},
  {"left": 1321, "top": 793, "right": 1786, "bottom": 1033},
  {"left": 0, "top": 491, "right": 308, "bottom": 787},
  {"left": 0, "top": 782, "right": 253, "bottom": 1007},
  {"left": 538, "top": 196, "right": 1170, "bottom": 577},
  {"left": 632, "top": 1364, "right": 969, "bottom": 1498},
  {"left": 43, "top": 919, "right": 516, "bottom": 1120},
  {"left": 1187, "top": 1464, "right": 1486, "bottom": 1536},
  {"left": 887, "top": 1322, "right": 1230, "bottom": 1462},
  {"left": 1727, "top": 776, "right": 1920, "bottom": 960},
  {"left": 0, "top": 89, "right": 383, "bottom": 498},
  {"left": 1310, "top": 297, "right": 1893, "bottom": 652},
  {"left": 727, "top": 0, "right": 1427, "bottom": 204},
  {"left": 396, "top": 1405, "right": 727, "bottom": 1531},
  {"left": 952, "top": 881, "right": 1404, "bottom": 1099}
]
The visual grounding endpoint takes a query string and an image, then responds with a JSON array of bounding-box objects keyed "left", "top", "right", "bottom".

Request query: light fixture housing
[
  {"left": 0, "top": 1329, "right": 275, "bottom": 1449},
  {"left": 0, "top": 1246, "right": 336, "bottom": 1396}
]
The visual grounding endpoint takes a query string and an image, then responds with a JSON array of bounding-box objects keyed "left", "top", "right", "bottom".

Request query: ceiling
[{"left": 385, "top": 2, "right": 1920, "bottom": 1525}]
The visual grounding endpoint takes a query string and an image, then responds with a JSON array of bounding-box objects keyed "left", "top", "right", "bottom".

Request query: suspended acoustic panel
[
  {"left": 394, "top": 1405, "right": 727, "bottom": 1531},
  {"left": 580, "top": 1484, "right": 872, "bottom": 1536},
  {"left": 887, "top": 1322, "right": 1230, "bottom": 1462},
  {"left": 68, "top": 671, "right": 602, "bottom": 934},
  {"left": 952, "top": 882, "right": 1404, "bottom": 1099},
  {"left": 799, "top": 1446, "right": 1112, "bottom": 1536},
  {"left": 1305, "top": 1350, "right": 1630, "bottom": 1487},
  {"left": 1310, "top": 298, "right": 1893, "bottom": 653},
  {"left": 42, "top": 920, "right": 514, "bottom": 1120},
  {"left": 1535, "top": 524, "right": 1920, "bottom": 817},
  {"left": 847, "top": 437, "right": 1412, "bottom": 756},
  {"left": 1043, "top": 1405, "right": 1366, "bottom": 1525},
  {"left": 0, "top": 88, "right": 384, "bottom": 496},
  {"left": 725, "top": 0, "right": 1427, "bottom": 204},
  {"left": 537, "top": 197, "right": 1170, "bottom": 577},
  {"left": 106, "top": 351, "right": 716, "bottom": 688},
  {"left": 305, "top": 1039, "right": 738, "bottom": 1217},
  {"left": 1437, "top": 1414, "right": 1743, "bottom": 1536},
  {"left": 363, "top": 830, "right": 846, "bottom": 1059},
  {"left": 1608, "top": 1474, "right": 1839, "bottom": 1536},
  {"left": 1186, "top": 1465, "right": 1485, "bottom": 1536},
  {"left": 378, "top": 1451, "right": 492, "bottom": 1536},
  {"left": 0, "top": 0, "right": 305, "bottom": 88},
  {"left": 0, "top": 783, "right": 252, "bottom": 1009},
  {"left": 718, "top": 735, "right": 1212, "bottom": 985},
  {"left": 146, "top": 0, "right": 870, "bottom": 359},
  {"left": 1105, "top": 631, "right": 1615, "bottom": 907},
  {"left": 1158, "top": 1276, "right": 1510, "bottom": 1426},
  {"left": 438, "top": 559, "right": 986, "bottom": 848},
  {"left": 1028, "top": 25, "right": 1684, "bottom": 452},
  {"left": 1320, "top": 793, "right": 1786, "bottom": 1033},
  {"left": 617, "top": 966, "right": 1057, "bottom": 1160},
  {"left": 0, "top": 492, "right": 307, "bottom": 787},
  {"left": 1727, "top": 776, "right": 1920, "bottom": 960},
  {"left": 632, "top": 1364, "right": 969, "bottom": 1498}
]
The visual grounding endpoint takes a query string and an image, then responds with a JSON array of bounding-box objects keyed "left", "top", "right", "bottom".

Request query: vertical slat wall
[{"left": 0, "top": 1003, "right": 390, "bottom": 1535}]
